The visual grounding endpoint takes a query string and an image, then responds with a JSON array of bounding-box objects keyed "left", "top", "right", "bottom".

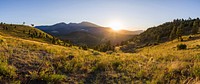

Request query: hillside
[
  {"left": 0, "top": 23, "right": 68, "bottom": 46},
  {"left": 1, "top": 29, "right": 200, "bottom": 83},
  {"left": 121, "top": 18, "right": 200, "bottom": 52},
  {"left": 1, "top": 0, "right": 200, "bottom": 83},
  {"left": 132, "top": 34, "right": 200, "bottom": 83},
  {"left": 63, "top": 31, "right": 102, "bottom": 46},
  {"left": 1, "top": 19, "right": 200, "bottom": 83},
  {"left": 36, "top": 22, "right": 142, "bottom": 47},
  {"left": 0, "top": 23, "right": 52, "bottom": 43},
  {"left": 0, "top": 34, "right": 95, "bottom": 83}
]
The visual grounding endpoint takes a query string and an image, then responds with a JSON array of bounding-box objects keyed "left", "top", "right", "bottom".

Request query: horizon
[{"left": 0, "top": 0, "right": 200, "bottom": 31}]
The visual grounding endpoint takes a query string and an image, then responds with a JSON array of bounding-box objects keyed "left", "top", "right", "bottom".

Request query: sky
[{"left": 0, "top": 0, "right": 200, "bottom": 30}]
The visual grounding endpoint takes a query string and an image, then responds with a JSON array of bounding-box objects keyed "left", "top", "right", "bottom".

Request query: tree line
[{"left": 120, "top": 17, "right": 200, "bottom": 52}]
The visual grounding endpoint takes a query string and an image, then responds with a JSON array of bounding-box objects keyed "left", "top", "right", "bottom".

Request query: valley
[
  {"left": 1, "top": 0, "right": 200, "bottom": 83},
  {"left": 36, "top": 22, "right": 143, "bottom": 47},
  {"left": 0, "top": 18, "right": 200, "bottom": 83}
]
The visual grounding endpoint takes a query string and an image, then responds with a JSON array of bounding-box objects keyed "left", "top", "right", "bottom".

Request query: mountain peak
[
  {"left": 79, "top": 21, "right": 101, "bottom": 27},
  {"left": 54, "top": 22, "right": 67, "bottom": 26},
  {"left": 52, "top": 21, "right": 101, "bottom": 28},
  {"left": 80, "top": 21, "right": 93, "bottom": 24}
]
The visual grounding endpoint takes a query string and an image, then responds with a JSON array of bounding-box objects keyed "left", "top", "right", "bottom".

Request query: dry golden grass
[{"left": 1, "top": 32, "right": 200, "bottom": 83}]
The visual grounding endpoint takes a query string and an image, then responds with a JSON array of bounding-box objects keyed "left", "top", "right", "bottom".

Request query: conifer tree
[
  {"left": 176, "top": 23, "right": 183, "bottom": 41},
  {"left": 169, "top": 26, "right": 177, "bottom": 40},
  {"left": 52, "top": 37, "right": 57, "bottom": 44},
  {"left": 192, "top": 20, "right": 199, "bottom": 34}
]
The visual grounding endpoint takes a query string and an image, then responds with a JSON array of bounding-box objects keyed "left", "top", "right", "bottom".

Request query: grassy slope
[
  {"left": 137, "top": 35, "right": 200, "bottom": 59},
  {"left": 0, "top": 24, "right": 53, "bottom": 43},
  {"left": 134, "top": 35, "right": 200, "bottom": 83},
  {"left": 1, "top": 34, "right": 200, "bottom": 83},
  {"left": 1, "top": 24, "right": 200, "bottom": 83},
  {"left": 0, "top": 35, "right": 95, "bottom": 83}
]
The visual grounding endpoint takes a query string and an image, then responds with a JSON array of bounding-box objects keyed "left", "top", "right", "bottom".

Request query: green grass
[
  {"left": 0, "top": 24, "right": 54, "bottom": 44},
  {"left": 1, "top": 24, "right": 200, "bottom": 83}
]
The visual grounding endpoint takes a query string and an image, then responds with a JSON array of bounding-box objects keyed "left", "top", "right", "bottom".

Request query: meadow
[{"left": 1, "top": 29, "right": 200, "bottom": 83}]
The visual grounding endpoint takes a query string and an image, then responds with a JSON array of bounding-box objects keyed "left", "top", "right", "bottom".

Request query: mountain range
[{"left": 36, "top": 22, "right": 143, "bottom": 47}]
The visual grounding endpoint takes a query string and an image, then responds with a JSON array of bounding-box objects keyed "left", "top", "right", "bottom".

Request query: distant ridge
[{"left": 36, "top": 22, "right": 143, "bottom": 47}]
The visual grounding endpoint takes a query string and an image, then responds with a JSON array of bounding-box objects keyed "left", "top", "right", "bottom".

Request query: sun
[{"left": 108, "top": 21, "right": 123, "bottom": 31}]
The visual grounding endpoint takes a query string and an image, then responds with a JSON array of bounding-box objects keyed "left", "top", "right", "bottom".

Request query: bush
[
  {"left": 112, "top": 61, "right": 122, "bottom": 70},
  {"left": 0, "top": 59, "right": 17, "bottom": 79},
  {"left": 192, "top": 63, "right": 200, "bottom": 77},
  {"left": 177, "top": 44, "right": 187, "bottom": 50},
  {"left": 0, "top": 38, "right": 5, "bottom": 44},
  {"left": 43, "top": 74, "right": 66, "bottom": 83},
  {"left": 92, "top": 62, "right": 107, "bottom": 72},
  {"left": 30, "top": 71, "right": 66, "bottom": 83},
  {"left": 93, "top": 51, "right": 101, "bottom": 56},
  {"left": 196, "top": 45, "right": 200, "bottom": 49},
  {"left": 81, "top": 45, "right": 88, "bottom": 50}
]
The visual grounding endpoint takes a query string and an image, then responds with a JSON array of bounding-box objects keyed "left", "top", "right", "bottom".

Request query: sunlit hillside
[
  {"left": 133, "top": 34, "right": 200, "bottom": 83},
  {"left": 1, "top": 24, "right": 200, "bottom": 83},
  {"left": 121, "top": 18, "right": 200, "bottom": 52},
  {"left": 1, "top": 0, "right": 200, "bottom": 83},
  {"left": 0, "top": 34, "right": 99, "bottom": 83},
  {"left": 0, "top": 23, "right": 70, "bottom": 47},
  {"left": 0, "top": 23, "right": 53, "bottom": 43}
]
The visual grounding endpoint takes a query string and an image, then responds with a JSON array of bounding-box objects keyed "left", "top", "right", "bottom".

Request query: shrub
[
  {"left": 30, "top": 71, "right": 66, "bottom": 83},
  {"left": 112, "top": 61, "right": 122, "bottom": 70},
  {"left": 177, "top": 44, "right": 187, "bottom": 50},
  {"left": 81, "top": 45, "right": 88, "bottom": 50},
  {"left": 192, "top": 63, "right": 200, "bottom": 77},
  {"left": 93, "top": 52, "right": 101, "bottom": 56},
  {"left": 43, "top": 74, "right": 66, "bottom": 83},
  {"left": 188, "top": 36, "right": 192, "bottom": 39},
  {"left": 0, "top": 38, "right": 5, "bottom": 44},
  {"left": 92, "top": 62, "right": 107, "bottom": 72},
  {"left": 196, "top": 45, "right": 200, "bottom": 48},
  {"left": 0, "top": 59, "right": 17, "bottom": 79}
]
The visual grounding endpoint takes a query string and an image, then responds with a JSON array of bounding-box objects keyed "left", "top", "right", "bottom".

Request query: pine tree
[
  {"left": 28, "top": 30, "right": 31, "bottom": 35},
  {"left": 105, "top": 41, "right": 114, "bottom": 51},
  {"left": 52, "top": 37, "right": 57, "bottom": 44},
  {"left": 23, "top": 30, "right": 26, "bottom": 34},
  {"left": 188, "top": 17, "right": 192, "bottom": 20},
  {"left": 81, "top": 44, "right": 88, "bottom": 50},
  {"left": 169, "top": 26, "right": 177, "bottom": 40},
  {"left": 176, "top": 23, "right": 183, "bottom": 41},
  {"left": 192, "top": 20, "right": 199, "bottom": 34},
  {"left": 31, "top": 24, "right": 34, "bottom": 27},
  {"left": 5, "top": 27, "right": 8, "bottom": 30},
  {"left": 156, "top": 35, "right": 160, "bottom": 42},
  {"left": 39, "top": 33, "right": 42, "bottom": 38}
]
